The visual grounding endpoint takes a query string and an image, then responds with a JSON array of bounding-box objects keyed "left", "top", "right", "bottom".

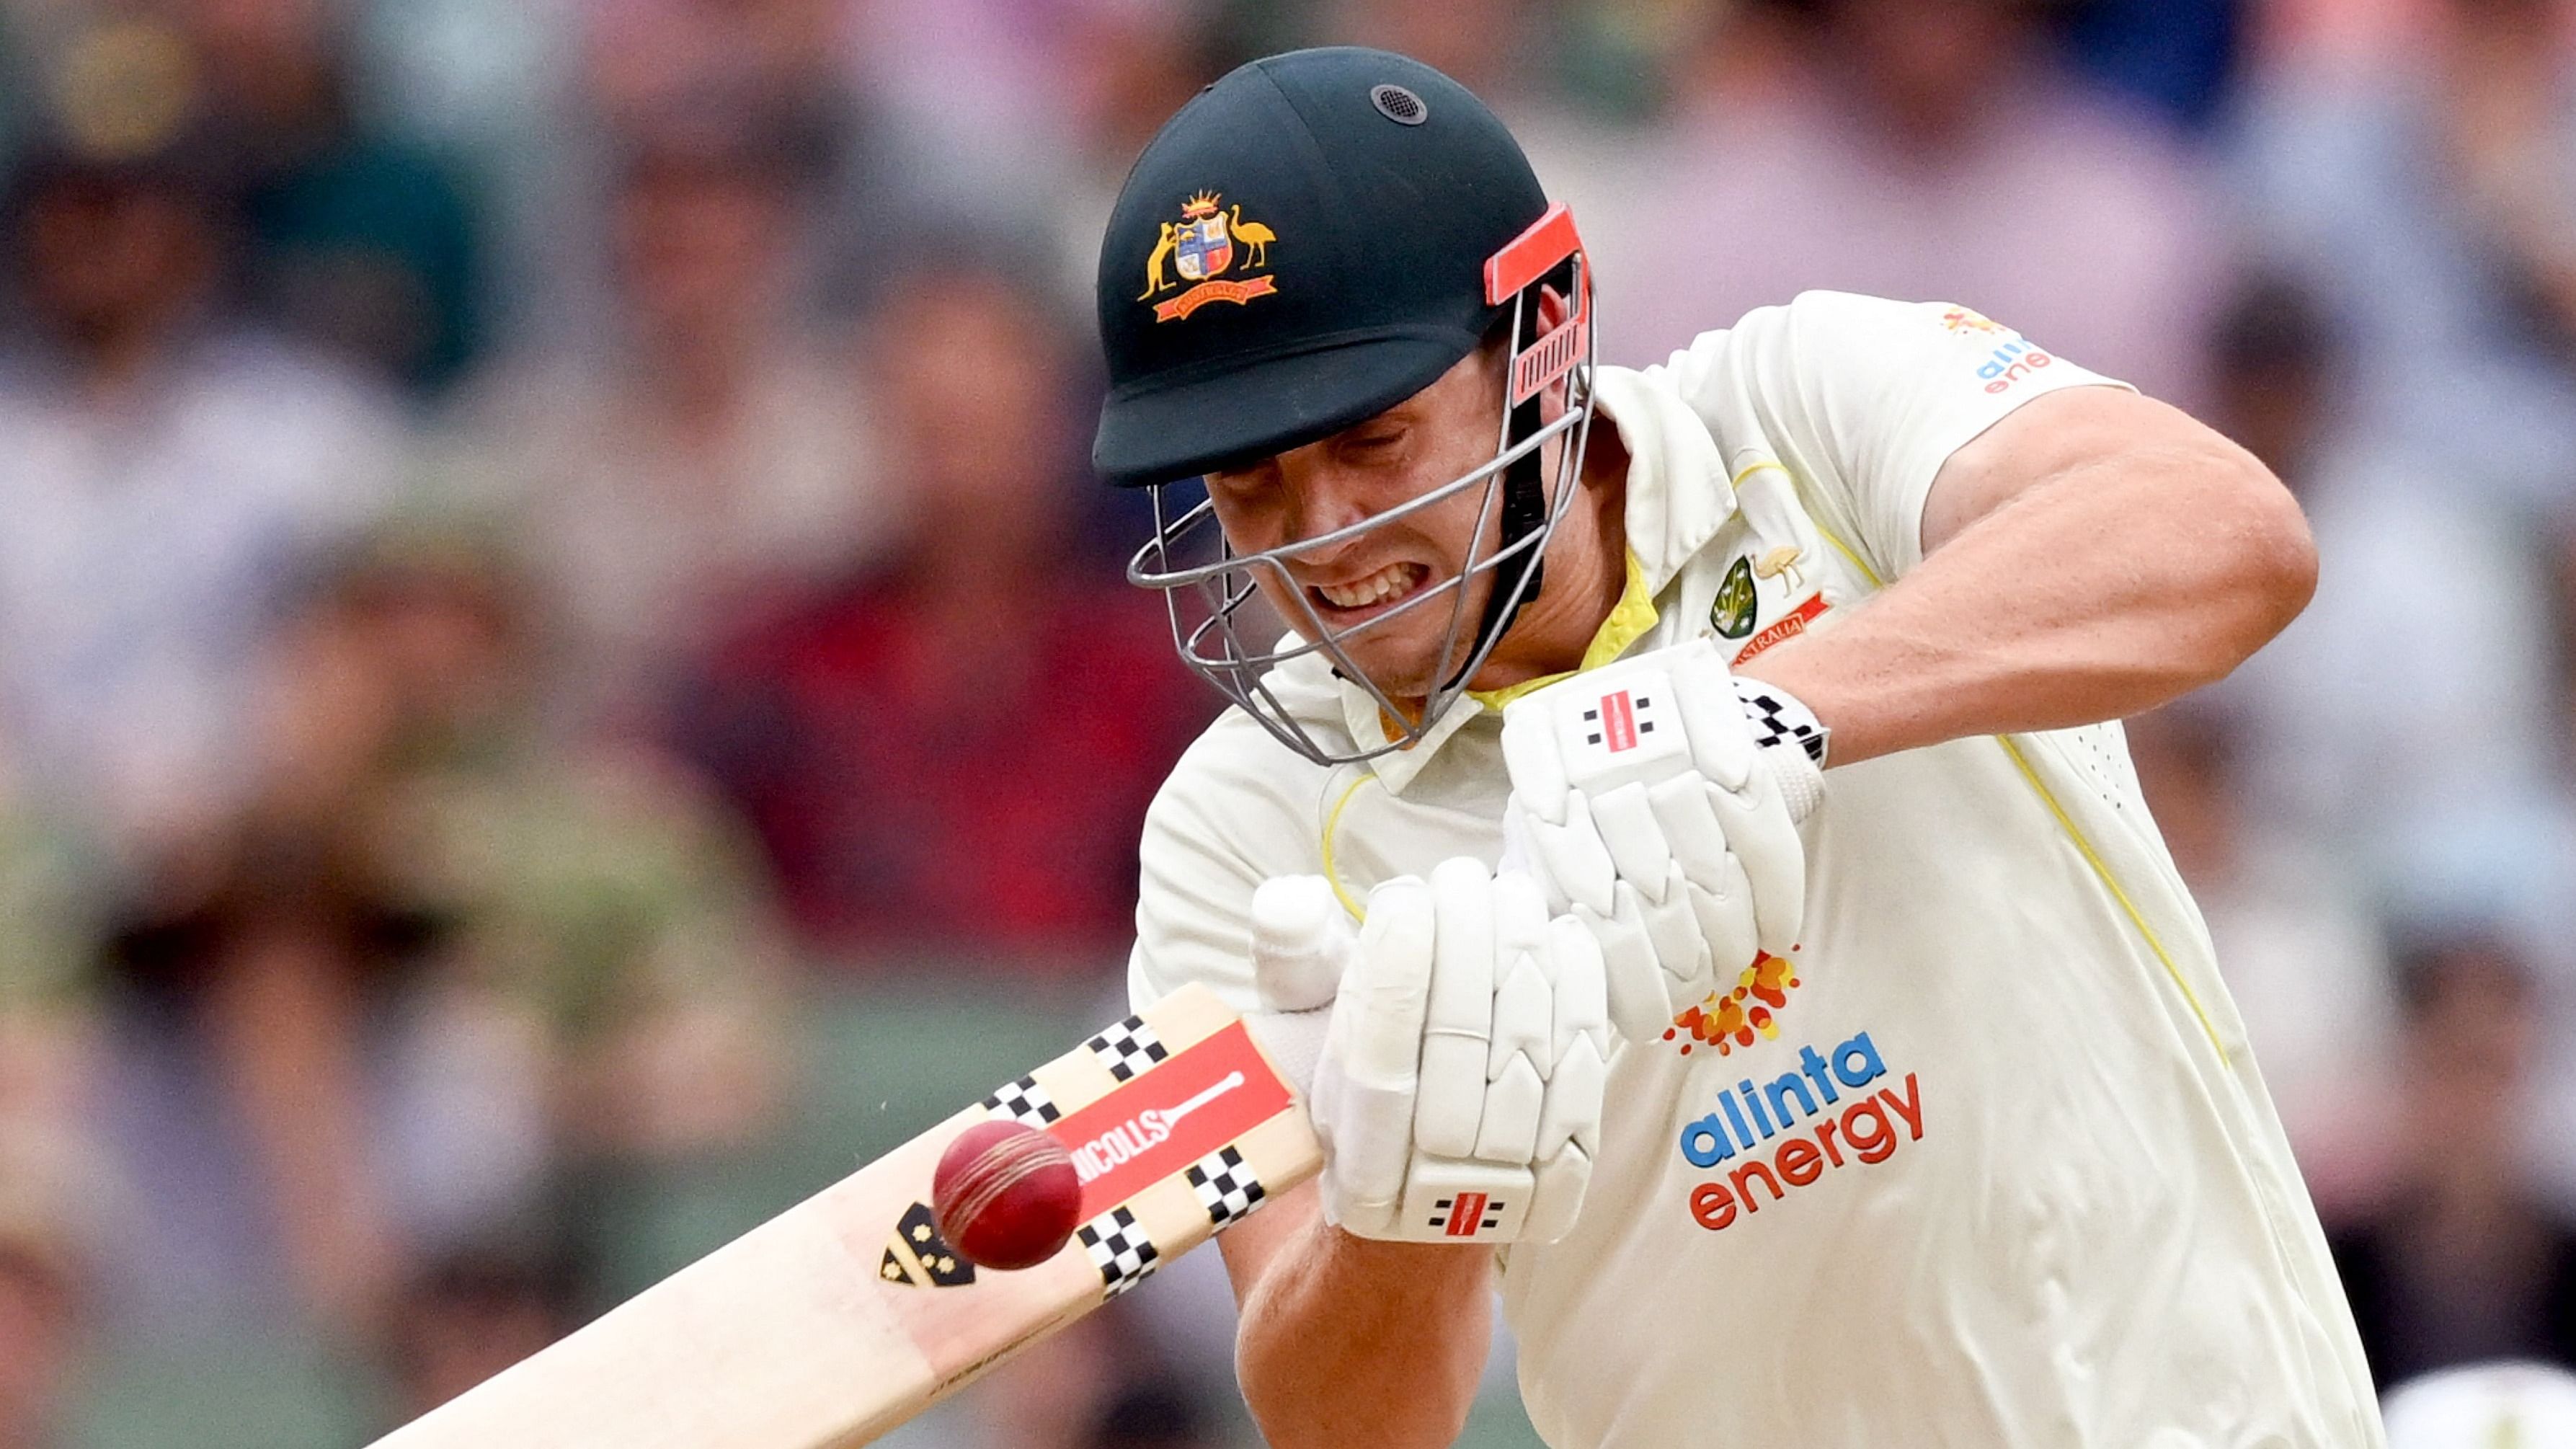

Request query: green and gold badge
[{"left": 1712, "top": 556, "right": 1756, "bottom": 639}]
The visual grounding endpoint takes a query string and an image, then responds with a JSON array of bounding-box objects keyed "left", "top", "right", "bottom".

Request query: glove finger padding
[
  {"left": 1643, "top": 776, "right": 1760, "bottom": 978},
  {"left": 1584, "top": 779, "right": 1677, "bottom": 899},
  {"left": 1703, "top": 758, "right": 1806, "bottom": 956},
  {"left": 1317, "top": 877, "right": 1436, "bottom": 1233},
  {"left": 1580, "top": 895, "right": 1672, "bottom": 1047},
  {"left": 1620, "top": 874, "right": 1713, "bottom": 999},
  {"left": 1416, "top": 859, "right": 1496, "bottom": 1159},
  {"left": 1518, "top": 789, "right": 1615, "bottom": 917},
  {"left": 1476, "top": 876, "right": 1555, "bottom": 1165},
  {"left": 1535, "top": 916, "right": 1607, "bottom": 1161},
  {"left": 1317, "top": 860, "right": 1609, "bottom": 1244},
  {"left": 1666, "top": 638, "right": 1759, "bottom": 792},
  {"left": 1524, "top": 917, "right": 1607, "bottom": 1240}
]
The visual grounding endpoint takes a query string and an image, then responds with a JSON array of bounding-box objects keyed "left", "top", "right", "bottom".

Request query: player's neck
[{"left": 1462, "top": 412, "right": 1633, "bottom": 694}]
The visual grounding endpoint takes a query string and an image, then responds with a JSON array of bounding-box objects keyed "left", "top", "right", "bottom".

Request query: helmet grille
[{"left": 1370, "top": 84, "right": 1428, "bottom": 125}]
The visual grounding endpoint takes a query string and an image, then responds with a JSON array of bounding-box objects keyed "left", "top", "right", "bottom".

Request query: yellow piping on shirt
[
  {"left": 1994, "top": 735, "right": 2230, "bottom": 1065},
  {"left": 1320, "top": 772, "right": 1374, "bottom": 923},
  {"left": 1797, "top": 503, "right": 2232, "bottom": 1066}
]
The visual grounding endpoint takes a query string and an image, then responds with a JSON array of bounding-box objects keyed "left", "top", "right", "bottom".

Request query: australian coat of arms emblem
[{"left": 1142, "top": 190, "right": 1279, "bottom": 322}]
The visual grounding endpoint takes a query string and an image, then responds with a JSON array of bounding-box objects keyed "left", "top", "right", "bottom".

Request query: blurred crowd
[{"left": 1, "top": 0, "right": 2575, "bottom": 1445}]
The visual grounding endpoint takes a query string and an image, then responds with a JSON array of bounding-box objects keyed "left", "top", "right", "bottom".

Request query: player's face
[{"left": 1202, "top": 346, "right": 1512, "bottom": 700}]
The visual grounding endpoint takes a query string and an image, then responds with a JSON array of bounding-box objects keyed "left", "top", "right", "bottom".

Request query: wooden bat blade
[{"left": 368, "top": 983, "right": 1319, "bottom": 1448}]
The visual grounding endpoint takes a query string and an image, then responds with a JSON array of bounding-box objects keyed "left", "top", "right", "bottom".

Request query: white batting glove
[
  {"left": 1248, "top": 861, "right": 1609, "bottom": 1244},
  {"left": 1499, "top": 637, "right": 1825, "bottom": 1046}
]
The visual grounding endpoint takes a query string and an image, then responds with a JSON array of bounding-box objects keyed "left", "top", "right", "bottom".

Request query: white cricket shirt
[{"left": 1128, "top": 291, "right": 2384, "bottom": 1448}]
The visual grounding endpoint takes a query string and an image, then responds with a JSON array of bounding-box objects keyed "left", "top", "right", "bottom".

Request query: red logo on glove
[
  {"left": 1438, "top": 1191, "right": 1501, "bottom": 1236},
  {"left": 1590, "top": 691, "right": 1640, "bottom": 753}
]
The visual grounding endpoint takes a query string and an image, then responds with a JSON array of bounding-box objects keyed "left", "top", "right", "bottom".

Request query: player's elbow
[{"left": 2198, "top": 450, "right": 2318, "bottom": 675}]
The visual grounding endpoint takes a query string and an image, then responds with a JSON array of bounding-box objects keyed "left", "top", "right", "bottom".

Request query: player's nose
[{"left": 1276, "top": 466, "right": 1381, "bottom": 562}]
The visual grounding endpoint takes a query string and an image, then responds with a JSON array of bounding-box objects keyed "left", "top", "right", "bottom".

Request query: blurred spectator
[
  {"left": 1085, "top": 1380, "right": 1221, "bottom": 1449},
  {"left": 342, "top": 0, "right": 582, "bottom": 352},
  {"left": 2231, "top": 0, "right": 2576, "bottom": 513},
  {"left": 2328, "top": 936, "right": 2576, "bottom": 1384},
  {"left": 2126, "top": 701, "right": 2398, "bottom": 1215},
  {"left": 274, "top": 526, "right": 794, "bottom": 1164},
  {"left": 0, "top": 746, "right": 102, "bottom": 1155},
  {"left": 443, "top": 106, "right": 901, "bottom": 731},
  {"left": 1017, "top": 0, "right": 1230, "bottom": 303},
  {"left": 843, "top": 0, "right": 1223, "bottom": 230},
  {"left": 1324, "top": 0, "right": 1661, "bottom": 326},
  {"left": 0, "top": 56, "right": 405, "bottom": 848},
  {"left": 82, "top": 776, "right": 531, "bottom": 1348},
  {"left": 1323, "top": 0, "right": 1546, "bottom": 102},
  {"left": 1612, "top": 0, "right": 2221, "bottom": 407},
  {"left": 68, "top": 523, "right": 791, "bottom": 1353},
  {"left": 2201, "top": 275, "right": 2568, "bottom": 870},
  {"left": 168, "top": 0, "right": 487, "bottom": 392},
  {"left": 0, "top": 1127, "right": 97, "bottom": 1449},
  {"left": 585, "top": 0, "right": 844, "bottom": 143},
  {"left": 2061, "top": 0, "right": 2242, "bottom": 130},
  {"left": 2380, "top": 1361, "right": 2576, "bottom": 1448},
  {"left": 2248, "top": 0, "right": 2435, "bottom": 68},
  {"left": 673, "top": 262, "right": 1207, "bottom": 966},
  {"left": 381, "top": 1246, "right": 579, "bottom": 1423}
]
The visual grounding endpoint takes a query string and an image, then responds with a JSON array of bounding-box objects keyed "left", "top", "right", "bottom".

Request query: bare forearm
[
  {"left": 1235, "top": 1214, "right": 1494, "bottom": 1449},
  {"left": 1744, "top": 440, "right": 2315, "bottom": 766}
]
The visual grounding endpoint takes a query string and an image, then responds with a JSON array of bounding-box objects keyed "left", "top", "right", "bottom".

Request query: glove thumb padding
[
  {"left": 1249, "top": 874, "right": 1353, "bottom": 1014},
  {"left": 1243, "top": 875, "right": 1354, "bottom": 1097}
]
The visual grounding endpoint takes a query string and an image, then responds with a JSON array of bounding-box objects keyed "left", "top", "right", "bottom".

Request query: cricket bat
[{"left": 368, "top": 982, "right": 1320, "bottom": 1448}]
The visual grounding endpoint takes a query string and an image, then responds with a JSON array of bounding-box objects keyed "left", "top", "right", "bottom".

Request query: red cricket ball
[{"left": 931, "top": 1120, "right": 1083, "bottom": 1271}]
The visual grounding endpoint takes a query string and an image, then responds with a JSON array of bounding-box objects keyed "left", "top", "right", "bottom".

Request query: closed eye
[{"left": 1338, "top": 427, "right": 1406, "bottom": 462}]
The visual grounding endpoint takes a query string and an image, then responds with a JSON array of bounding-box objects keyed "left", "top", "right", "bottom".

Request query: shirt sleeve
[
  {"left": 1127, "top": 717, "right": 1359, "bottom": 1093},
  {"left": 1126, "top": 737, "right": 1276, "bottom": 1019},
  {"left": 1654, "top": 291, "right": 2134, "bottom": 581}
]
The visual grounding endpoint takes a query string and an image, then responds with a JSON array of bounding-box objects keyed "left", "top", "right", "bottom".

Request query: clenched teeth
[{"left": 1315, "top": 562, "right": 1426, "bottom": 609}]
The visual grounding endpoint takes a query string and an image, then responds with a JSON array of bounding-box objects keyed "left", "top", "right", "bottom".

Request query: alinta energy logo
[
  {"left": 1673, "top": 1027, "right": 1923, "bottom": 1232},
  {"left": 1937, "top": 305, "right": 2057, "bottom": 395},
  {"left": 1663, "top": 950, "right": 1801, "bottom": 1056}
]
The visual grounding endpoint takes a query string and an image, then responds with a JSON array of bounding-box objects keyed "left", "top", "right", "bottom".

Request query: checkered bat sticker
[
  {"left": 1186, "top": 1146, "right": 1268, "bottom": 1231},
  {"left": 1086, "top": 1017, "right": 1170, "bottom": 1081},
  {"left": 1078, "top": 1207, "right": 1160, "bottom": 1298},
  {"left": 981, "top": 1075, "right": 1061, "bottom": 1127}
]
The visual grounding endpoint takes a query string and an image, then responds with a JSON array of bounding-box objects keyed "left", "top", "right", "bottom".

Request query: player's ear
[{"left": 1532, "top": 285, "right": 1571, "bottom": 334}]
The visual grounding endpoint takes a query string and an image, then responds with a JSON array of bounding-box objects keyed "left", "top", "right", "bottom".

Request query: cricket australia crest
[{"left": 1142, "top": 190, "right": 1279, "bottom": 322}]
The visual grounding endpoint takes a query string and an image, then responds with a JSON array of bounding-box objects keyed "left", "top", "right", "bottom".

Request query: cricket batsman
[{"left": 1096, "top": 47, "right": 2384, "bottom": 1447}]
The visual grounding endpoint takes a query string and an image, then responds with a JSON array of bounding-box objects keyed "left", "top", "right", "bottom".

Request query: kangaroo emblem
[{"left": 1140, "top": 222, "right": 1180, "bottom": 300}]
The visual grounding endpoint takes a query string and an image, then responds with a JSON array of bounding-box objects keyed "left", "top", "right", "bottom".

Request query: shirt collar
[
  {"left": 1464, "top": 547, "right": 1658, "bottom": 711},
  {"left": 1341, "top": 369, "right": 1737, "bottom": 794},
  {"left": 1589, "top": 363, "right": 1738, "bottom": 597}
]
